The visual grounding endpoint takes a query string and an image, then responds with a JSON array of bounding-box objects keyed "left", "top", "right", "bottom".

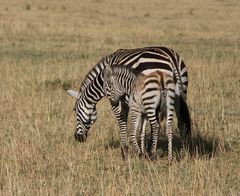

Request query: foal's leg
[
  {"left": 146, "top": 112, "right": 160, "bottom": 160},
  {"left": 111, "top": 101, "right": 129, "bottom": 159},
  {"left": 139, "top": 115, "right": 147, "bottom": 157},
  {"left": 130, "top": 109, "right": 142, "bottom": 156}
]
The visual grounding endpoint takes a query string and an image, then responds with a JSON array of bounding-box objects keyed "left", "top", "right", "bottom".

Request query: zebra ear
[
  {"left": 105, "top": 64, "right": 113, "bottom": 77},
  {"left": 66, "top": 89, "right": 80, "bottom": 99}
]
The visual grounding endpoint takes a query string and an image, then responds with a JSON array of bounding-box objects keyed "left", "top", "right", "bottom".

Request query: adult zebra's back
[{"left": 67, "top": 46, "right": 191, "bottom": 158}]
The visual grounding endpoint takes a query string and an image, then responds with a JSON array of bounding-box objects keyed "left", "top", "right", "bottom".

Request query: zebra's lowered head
[{"left": 67, "top": 89, "right": 97, "bottom": 142}]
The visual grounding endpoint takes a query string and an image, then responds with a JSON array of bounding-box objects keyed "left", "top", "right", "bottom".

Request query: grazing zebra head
[{"left": 67, "top": 89, "right": 97, "bottom": 142}]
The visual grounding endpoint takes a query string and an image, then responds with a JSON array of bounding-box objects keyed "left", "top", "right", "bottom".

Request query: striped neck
[{"left": 79, "top": 57, "right": 109, "bottom": 105}]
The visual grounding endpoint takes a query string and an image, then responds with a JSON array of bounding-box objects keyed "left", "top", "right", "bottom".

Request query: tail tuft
[{"left": 180, "top": 95, "right": 191, "bottom": 138}]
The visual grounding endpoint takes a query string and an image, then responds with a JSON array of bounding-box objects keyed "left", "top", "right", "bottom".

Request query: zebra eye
[
  {"left": 109, "top": 85, "right": 113, "bottom": 90},
  {"left": 73, "top": 106, "right": 76, "bottom": 112}
]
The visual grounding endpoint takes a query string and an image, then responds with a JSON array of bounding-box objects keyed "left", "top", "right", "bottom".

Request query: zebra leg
[
  {"left": 130, "top": 110, "right": 142, "bottom": 156},
  {"left": 139, "top": 115, "right": 147, "bottom": 157},
  {"left": 166, "top": 90, "right": 175, "bottom": 163},
  {"left": 111, "top": 101, "right": 129, "bottom": 160},
  {"left": 147, "top": 114, "right": 160, "bottom": 160},
  {"left": 166, "top": 115, "right": 173, "bottom": 163}
]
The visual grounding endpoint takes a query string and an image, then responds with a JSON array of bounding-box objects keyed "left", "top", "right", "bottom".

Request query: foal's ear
[
  {"left": 66, "top": 89, "right": 80, "bottom": 99},
  {"left": 105, "top": 64, "right": 113, "bottom": 77}
]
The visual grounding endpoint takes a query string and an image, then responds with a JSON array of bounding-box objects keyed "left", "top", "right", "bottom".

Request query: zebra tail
[{"left": 180, "top": 95, "right": 191, "bottom": 138}]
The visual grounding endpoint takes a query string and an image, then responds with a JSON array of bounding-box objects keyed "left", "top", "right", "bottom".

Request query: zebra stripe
[{"left": 66, "top": 46, "right": 191, "bottom": 159}]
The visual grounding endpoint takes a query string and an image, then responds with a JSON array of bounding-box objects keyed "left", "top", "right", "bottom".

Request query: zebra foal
[{"left": 105, "top": 64, "right": 176, "bottom": 161}]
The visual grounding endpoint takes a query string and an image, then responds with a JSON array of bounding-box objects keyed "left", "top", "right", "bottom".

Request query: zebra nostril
[{"left": 74, "top": 132, "right": 79, "bottom": 141}]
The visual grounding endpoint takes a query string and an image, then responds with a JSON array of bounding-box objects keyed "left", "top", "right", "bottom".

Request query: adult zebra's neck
[{"left": 80, "top": 57, "right": 109, "bottom": 105}]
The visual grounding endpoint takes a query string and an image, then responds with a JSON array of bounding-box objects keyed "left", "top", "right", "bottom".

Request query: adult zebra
[{"left": 67, "top": 46, "right": 191, "bottom": 159}]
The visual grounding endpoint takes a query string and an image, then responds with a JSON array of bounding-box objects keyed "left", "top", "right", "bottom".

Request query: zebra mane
[
  {"left": 111, "top": 64, "right": 139, "bottom": 79},
  {"left": 79, "top": 56, "right": 109, "bottom": 92}
]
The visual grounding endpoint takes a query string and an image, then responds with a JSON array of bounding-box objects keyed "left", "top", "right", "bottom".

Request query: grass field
[{"left": 0, "top": 0, "right": 240, "bottom": 195}]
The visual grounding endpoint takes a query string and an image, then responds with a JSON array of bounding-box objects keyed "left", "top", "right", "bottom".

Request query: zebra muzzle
[{"left": 74, "top": 131, "right": 87, "bottom": 142}]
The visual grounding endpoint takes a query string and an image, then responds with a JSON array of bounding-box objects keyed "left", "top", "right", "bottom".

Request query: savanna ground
[{"left": 0, "top": 0, "right": 240, "bottom": 195}]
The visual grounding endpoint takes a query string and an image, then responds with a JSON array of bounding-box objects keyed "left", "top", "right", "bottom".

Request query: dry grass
[{"left": 0, "top": 0, "right": 240, "bottom": 195}]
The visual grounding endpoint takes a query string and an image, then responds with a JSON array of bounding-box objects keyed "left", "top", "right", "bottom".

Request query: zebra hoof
[
  {"left": 150, "top": 154, "right": 157, "bottom": 161},
  {"left": 168, "top": 159, "right": 173, "bottom": 165},
  {"left": 121, "top": 146, "right": 128, "bottom": 160},
  {"left": 138, "top": 152, "right": 144, "bottom": 159},
  {"left": 148, "top": 152, "right": 157, "bottom": 161}
]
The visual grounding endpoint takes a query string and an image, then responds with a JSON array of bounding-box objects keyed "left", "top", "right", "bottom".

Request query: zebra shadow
[
  {"left": 152, "top": 131, "right": 220, "bottom": 159},
  {"left": 105, "top": 130, "right": 220, "bottom": 159}
]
